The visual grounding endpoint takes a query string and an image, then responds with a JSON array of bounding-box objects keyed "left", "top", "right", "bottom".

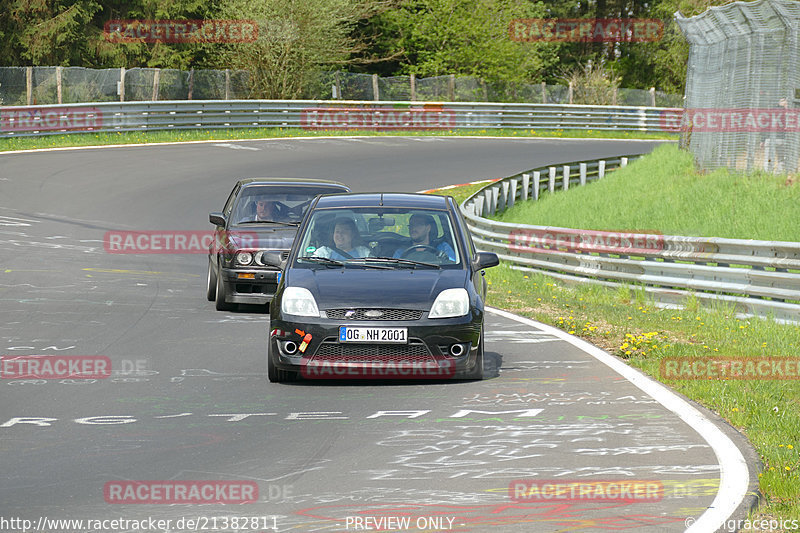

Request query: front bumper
[
  {"left": 269, "top": 313, "right": 482, "bottom": 379},
  {"left": 221, "top": 267, "right": 281, "bottom": 304}
]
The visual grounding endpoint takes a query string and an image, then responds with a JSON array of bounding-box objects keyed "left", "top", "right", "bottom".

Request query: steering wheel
[{"left": 400, "top": 245, "right": 445, "bottom": 260}]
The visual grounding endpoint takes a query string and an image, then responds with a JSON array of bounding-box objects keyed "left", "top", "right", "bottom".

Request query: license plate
[{"left": 339, "top": 326, "right": 407, "bottom": 343}]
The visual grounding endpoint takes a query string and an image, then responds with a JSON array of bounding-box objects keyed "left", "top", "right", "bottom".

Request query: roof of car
[
  {"left": 237, "top": 177, "right": 349, "bottom": 189},
  {"left": 314, "top": 193, "right": 451, "bottom": 209}
]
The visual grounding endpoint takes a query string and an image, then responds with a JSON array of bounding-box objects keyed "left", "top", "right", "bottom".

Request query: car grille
[
  {"left": 324, "top": 308, "right": 423, "bottom": 321},
  {"left": 312, "top": 339, "right": 434, "bottom": 363}
]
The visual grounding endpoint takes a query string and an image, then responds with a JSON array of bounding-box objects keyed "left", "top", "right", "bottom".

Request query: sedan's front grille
[
  {"left": 312, "top": 339, "right": 433, "bottom": 363},
  {"left": 324, "top": 308, "right": 423, "bottom": 321}
]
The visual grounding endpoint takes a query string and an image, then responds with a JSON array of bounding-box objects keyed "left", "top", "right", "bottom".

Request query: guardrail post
[
  {"left": 598, "top": 160, "right": 606, "bottom": 179},
  {"left": 549, "top": 167, "right": 556, "bottom": 194},
  {"left": 26, "top": 67, "right": 33, "bottom": 105},
  {"left": 484, "top": 188, "right": 494, "bottom": 216},
  {"left": 580, "top": 163, "right": 587, "bottom": 186},
  {"left": 521, "top": 173, "right": 530, "bottom": 201},
  {"left": 56, "top": 66, "right": 62, "bottom": 104},
  {"left": 498, "top": 182, "right": 508, "bottom": 212},
  {"left": 649, "top": 87, "right": 656, "bottom": 107},
  {"left": 621, "top": 157, "right": 629, "bottom": 167},
  {"left": 563, "top": 165, "right": 570, "bottom": 191},
  {"left": 508, "top": 179, "right": 517, "bottom": 208},
  {"left": 532, "top": 171, "right": 540, "bottom": 200}
]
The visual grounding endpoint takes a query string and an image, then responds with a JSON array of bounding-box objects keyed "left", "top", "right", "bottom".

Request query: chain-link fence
[
  {"left": 0, "top": 66, "right": 681, "bottom": 107},
  {"left": 677, "top": 0, "right": 800, "bottom": 173}
]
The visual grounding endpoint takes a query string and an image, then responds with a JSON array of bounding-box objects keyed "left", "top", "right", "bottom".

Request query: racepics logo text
[
  {"left": 1, "top": 107, "right": 103, "bottom": 133},
  {"left": 509, "top": 479, "right": 663, "bottom": 502},
  {"left": 104, "top": 20, "right": 258, "bottom": 43},
  {"left": 509, "top": 18, "right": 663, "bottom": 42},
  {"left": 103, "top": 481, "right": 258, "bottom": 504},
  {"left": 509, "top": 228, "right": 664, "bottom": 255},
  {"left": 1, "top": 356, "right": 111, "bottom": 380},
  {"left": 300, "top": 107, "right": 456, "bottom": 131}
]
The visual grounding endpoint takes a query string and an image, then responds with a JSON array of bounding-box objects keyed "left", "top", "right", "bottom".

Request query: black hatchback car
[
  {"left": 267, "top": 192, "right": 499, "bottom": 382},
  {"left": 207, "top": 178, "right": 350, "bottom": 311}
]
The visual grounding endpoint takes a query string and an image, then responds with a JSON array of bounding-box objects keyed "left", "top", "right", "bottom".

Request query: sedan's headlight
[
  {"left": 429, "top": 288, "right": 469, "bottom": 318},
  {"left": 235, "top": 251, "right": 253, "bottom": 266},
  {"left": 281, "top": 287, "right": 320, "bottom": 317}
]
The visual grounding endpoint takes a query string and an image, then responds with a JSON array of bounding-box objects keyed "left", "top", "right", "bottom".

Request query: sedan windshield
[
  {"left": 295, "top": 207, "right": 461, "bottom": 268},
  {"left": 231, "top": 186, "right": 339, "bottom": 226}
]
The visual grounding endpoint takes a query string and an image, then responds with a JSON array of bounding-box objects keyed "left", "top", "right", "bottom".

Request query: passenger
[{"left": 313, "top": 218, "right": 371, "bottom": 260}]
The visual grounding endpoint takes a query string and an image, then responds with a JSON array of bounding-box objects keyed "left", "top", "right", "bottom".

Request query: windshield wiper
[
  {"left": 358, "top": 256, "right": 441, "bottom": 269},
  {"left": 237, "top": 220, "right": 299, "bottom": 226},
  {"left": 297, "top": 256, "right": 345, "bottom": 267}
]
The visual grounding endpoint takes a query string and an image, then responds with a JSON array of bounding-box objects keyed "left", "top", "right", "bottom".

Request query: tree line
[{"left": 0, "top": 0, "right": 737, "bottom": 99}]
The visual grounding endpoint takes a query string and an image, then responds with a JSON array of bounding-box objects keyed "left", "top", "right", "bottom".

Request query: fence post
[
  {"left": 548, "top": 167, "right": 556, "bottom": 194},
  {"left": 541, "top": 82, "right": 546, "bottom": 103},
  {"left": 580, "top": 163, "right": 587, "bottom": 186},
  {"left": 613, "top": 87, "right": 618, "bottom": 105},
  {"left": 334, "top": 72, "right": 342, "bottom": 100},
  {"left": 119, "top": 67, "right": 125, "bottom": 102},
  {"left": 568, "top": 81, "right": 573, "bottom": 104},
  {"left": 372, "top": 74, "right": 379, "bottom": 101},
  {"left": 410, "top": 73, "right": 416, "bottom": 101},
  {"left": 225, "top": 69, "right": 230, "bottom": 100},
  {"left": 532, "top": 171, "right": 540, "bottom": 200},
  {"left": 56, "top": 66, "right": 62, "bottom": 104},
  {"left": 26, "top": 67, "right": 33, "bottom": 105},
  {"left": 521, "top": 173, "right": 530, "bottom": 201},
  {"left": 598, "top": 160, "right": 606, "bottom": 179},
  {"left": 448, "top": 74, "right": 455, "bottom": 101},
  {"left": 649, "top": 87, "right": 656, "bottom": 107},
  {"left": 188, "top": 68, "right": 194, "bottom": 100},
  {"left": 152, "top": 68, "right": 160, "bottom": 101},
  {"left": 563, "top": 165, "right": 570, "bottom": 190}
]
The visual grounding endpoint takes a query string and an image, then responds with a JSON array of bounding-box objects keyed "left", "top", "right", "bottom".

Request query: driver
[
  {"left": 255, "top": 199, "right": 281, "bottom": 221},
  {"left": 394, "top": 213, "right": 456, "bottom": 261}
]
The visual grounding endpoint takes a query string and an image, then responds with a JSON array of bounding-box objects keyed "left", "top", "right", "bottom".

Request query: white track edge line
[{"left": 486, "top": 305, "right": 749, "bottom": 533}]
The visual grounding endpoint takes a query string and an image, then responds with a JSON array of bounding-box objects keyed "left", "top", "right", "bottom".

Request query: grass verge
[
  {"left": 0, "top": 126, "right": 676, "bottom": 152},
  {"left": 426, "top": 162, "right": 800, "bottom": 523},
  {"left": 492, "top": 143, "right": 800, "bottom": 242}
]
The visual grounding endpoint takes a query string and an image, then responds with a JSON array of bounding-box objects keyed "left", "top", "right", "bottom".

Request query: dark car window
[
  {"left": 231, "top": 186, "right": 344, "bottom": 225},
  {"left": 222, "top": 184, "right": 240, "bottom": 217},
  {"left": 296, "top": 207, "right": 461, "bottom": 267}
]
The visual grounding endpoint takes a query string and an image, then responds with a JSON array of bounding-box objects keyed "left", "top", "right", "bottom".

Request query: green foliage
[{"left": 210, "top": 0, "right": 387, "bottom": 99}]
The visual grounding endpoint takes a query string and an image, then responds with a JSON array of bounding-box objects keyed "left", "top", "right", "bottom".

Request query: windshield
[
  {"left": 294, "top": 207, "right": 461, "bottom": 268},
  {"left": 231, "top": 186, "right": 341, "bottom": 226}
]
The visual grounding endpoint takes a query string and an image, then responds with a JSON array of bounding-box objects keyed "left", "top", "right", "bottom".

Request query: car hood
[
  {"left": 288, "top": 268, "right": 469, "bottom": 309},
  {"left": 228, "top": 227, "right": 297, "bottom": 250}
]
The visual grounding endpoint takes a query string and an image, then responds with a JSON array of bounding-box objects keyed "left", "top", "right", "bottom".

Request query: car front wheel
[
  {"left": 206, "top": 257, "right": 217, "bottom": 301},
  {"left": 215, "top": 269, "right": 235, "bottom": 311}
]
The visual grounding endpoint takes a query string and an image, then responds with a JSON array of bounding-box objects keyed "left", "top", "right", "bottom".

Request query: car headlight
[
  {"left": 281, "top": 287, "right": 320, "bottom": 317},
  {"left": 235, "top": 251, "right": 253, "bottom": 266},
  {"left": 429, "top": 288, "right": 470, "bottom": 318}
]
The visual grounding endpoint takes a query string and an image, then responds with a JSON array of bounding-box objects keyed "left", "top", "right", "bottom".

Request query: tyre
[
  {"left": 464, "top": 326, "right": 485, "bottom": 380},
  {"left": 268, "top": 341, "right": 297, "bottom": 382},
  {"left": 215, "top": 269, "right": 235, "bottom": 311},
  {"left": 206, "top": 257, "right": 217, "bottom": 301}
]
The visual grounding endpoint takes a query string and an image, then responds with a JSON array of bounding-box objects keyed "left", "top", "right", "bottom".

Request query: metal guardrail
[
  {"left": 0, "top": 99, "right": 678, "bottom": 138},
  {"left": 461, "top": 156, "right": 800, "bottom": 322}
]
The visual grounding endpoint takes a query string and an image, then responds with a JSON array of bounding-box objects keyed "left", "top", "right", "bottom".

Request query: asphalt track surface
[{"left": 0, "top": 137, "right": 758, "bottom": 533}]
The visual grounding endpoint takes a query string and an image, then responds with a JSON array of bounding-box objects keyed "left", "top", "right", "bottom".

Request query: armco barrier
[
  {"left": 0, "top": 100, "right": 679, "bottom": 137},
  {"left": 461, "top": 156, "right": 800, "bottom": 322}
]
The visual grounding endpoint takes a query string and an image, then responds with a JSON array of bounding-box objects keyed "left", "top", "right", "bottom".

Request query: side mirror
[
  {"left": 261, "top": 251, "right": 287, "bottom": 270},
  {"left": 209, "top": 212, "right": 226, "bottom": 227},
  {"left": 472, "top": 251, "right": 499, "bottom": 271}
]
